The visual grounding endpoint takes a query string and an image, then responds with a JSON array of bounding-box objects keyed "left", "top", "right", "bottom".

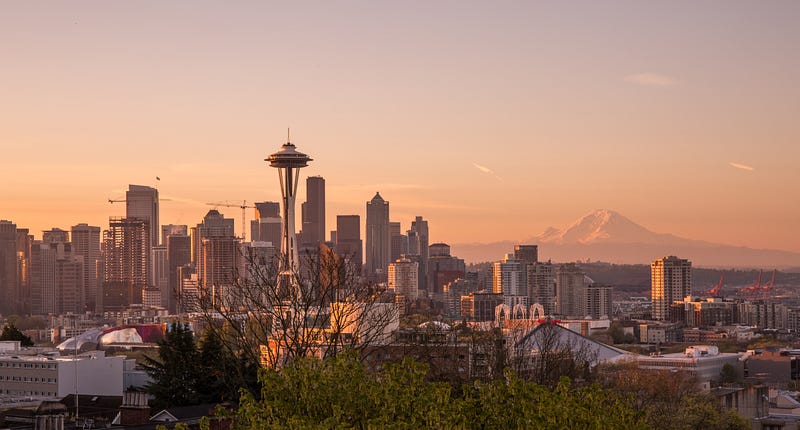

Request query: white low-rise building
[{"left": 0, "top": 349, "right": 125, "bottom": 400}]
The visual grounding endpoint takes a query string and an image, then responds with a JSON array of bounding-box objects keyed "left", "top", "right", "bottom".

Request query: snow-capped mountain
[{"left": 452, "top": 209, "right": 800, "bottom": 268}]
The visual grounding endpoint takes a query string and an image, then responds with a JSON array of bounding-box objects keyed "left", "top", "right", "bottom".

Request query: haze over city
[{"left": 2, "top": 1, "right": 799, "bottom": 253}]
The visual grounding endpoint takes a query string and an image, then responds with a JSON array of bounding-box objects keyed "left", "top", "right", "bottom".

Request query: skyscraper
[
  {"left": 334, "top": 215, "right": 362, "bottom": 273},
  {"left": 301, "top": 176, "right": 325, "bottom": 248},
  {"left": 250, "top": 202, "right": 281, "bottom": 247},
  {"left": 71, "top": 223, "right": 101, "bottom": 312},
  {"left": 427, "top": 243, "right": 465, "bottom": 300},
  {"left": 126, "top": 185, "right": 159, "bottom": 247},
  {"left": 365, "top": 193, "right": 390, "bottom": 280},
  {"left": 651, "top": 256, "right": 692, "bottom": 321},
  {"left": 389, "top": 222, "right": 408, "bottom": 263},
  {"left": 408, "top": 216, "right": 429, "bottom": 293},
  {"left": 193, "top": 210, "right": 239, "bottom": 296},
  {"left": 166, "top": 233, "right": 191, "bottom": 313},
  {"left": 556, "top": 263, "right": 586, "bottom": 318},
  {"left": 161, "top": 224, "right": 188, "bottom": 247},
  {"left": 192, "top": 210, "right": 235, "bottom": 266},
  {"left": 0, "top": 221, "right": 19, "bottom": 314}
]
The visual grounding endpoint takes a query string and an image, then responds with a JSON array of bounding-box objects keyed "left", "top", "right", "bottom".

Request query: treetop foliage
[
  {"left": 233, "top": 351, "right": 649, "bottom": 430},
  {"left": 0, "top": 323, "right": 34, "bottom": 346}
]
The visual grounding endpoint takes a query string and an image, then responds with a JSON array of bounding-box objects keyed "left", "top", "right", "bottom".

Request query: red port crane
[{"left": 704, "top": 275, "right": 724, "bottom": 297}]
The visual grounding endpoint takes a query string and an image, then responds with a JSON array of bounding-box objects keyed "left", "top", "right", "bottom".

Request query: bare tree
[
  {"left": 509, "top": 320, "right": 600, "bottom": 387},
  {"left": 181, "top": 243, "right": 398, "bottom": 370}
]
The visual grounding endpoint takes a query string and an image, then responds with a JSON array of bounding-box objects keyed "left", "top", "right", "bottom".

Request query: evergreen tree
[
  {"left": 142, "top": 322, "right": 200, "bottom": 410},
  {"left": 0, "top": 323, "right": 34, "bottom": 347}
]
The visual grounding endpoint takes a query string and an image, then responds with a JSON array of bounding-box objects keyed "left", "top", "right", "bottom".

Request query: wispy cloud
[
  {"left": 473, "top": 163, "right": 494, "bottom": 174},
  {"left": 624, "top": 73, "right": 679, "bottom": 87},
  {"left": 729, "top": 162, "right": 755, "bottom": 172},
  {"left": 473, "top": 162, "right": 503, "bottom": 180}
]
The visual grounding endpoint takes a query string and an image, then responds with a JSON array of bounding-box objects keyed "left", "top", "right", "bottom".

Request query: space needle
[{"left": 266, "top": 132, "right": 312, "bottom": 287}]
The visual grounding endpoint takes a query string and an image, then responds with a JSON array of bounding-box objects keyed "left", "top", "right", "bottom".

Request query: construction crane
[
  {"left": 206, "top": 200, "right": 254, "bottom": 241},
  {"left": 704, "top": 275, "right": 724, "bottom": 297}
]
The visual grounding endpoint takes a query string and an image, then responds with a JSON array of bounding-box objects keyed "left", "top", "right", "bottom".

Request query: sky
[{"left": 1, "top": 1, "right": 799, "bottom": 252}]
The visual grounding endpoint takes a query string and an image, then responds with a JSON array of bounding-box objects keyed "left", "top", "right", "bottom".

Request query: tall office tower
[
  {"left": 586, "top": 285, "right": 613, "bottom": 319},
  {"left": 240, "top": 241, "right": 278, "bottom": 282},
  {"left": 43, "top": 228, "right": 69, "bottom": 243},
  {"left": 651, "top": 256, "right": 692, "bottom": 321},
  {"left": 199, "top": 236, "right": 240, "bottom": 299},
  {"left": 493, "top": 254, "right": 526, "bottom": 297},
  {"left": 15, "top": 228, "right": 32, "bottom": 315},
  {"left": 192, "top": 210, "right": 235, "bottom": 266},
  {"left": 152, "top": 245, "right": 169, "bottom": 308},
  {"left": 514, "top": 245, "right": 538, "bottom": 264},
  {"left": 408, "top": 216, "right": 429, "bottom": 294},
  {"left": 301, "top": 176, "right": 325, "bottom": 247},
  {"left": 427, "top": 243, "right": 465, "bottom": 300},
  {"left": 388, "top": 258, "right": 418, "bottom": 301},
  {"left": 250, "top": 202, "right": 282, "bottom": 247},
  {"left": 267, "top": 139, "right": 312, "bottom": 285},
  {"left": 334, "top": 215, "right": 362, "bottom": 273},
  {"left": 30, "top": 238, "right": 83, "bottom": 315},
  {"left": 71, "top": 224, "right": 101, "bottom": 312},
  {"left": 126, "top": 185, "right": 159, "bottom": 247},
  {"left": 556, "top": 263, "right": 586, "bottom": 318},
  {"left": 56, "top": 254, "right": 84, "bottom": 314},
  {"left": 365, "top": 193, "right": 390, "bottom": 279},
  {"left": 527, "top": 261, "right": 556, "bottom": 316},
  {"left": 192, "top": 210, "right": 239, "bottom": 296},
  {"left": 102, "top": 217, "right": 150, "bottom": 311},
  {"left": 161, "top": 225, "right": 188, "bottom": 247},
  {"left": 389, "top": 222, "right": 408, "bottom": 263},
  {"left": 0, "top": 221, "right": 19, "bottom": 315},
  {"left": 166, "top": 233, "right": 191, "bottom": 313}
]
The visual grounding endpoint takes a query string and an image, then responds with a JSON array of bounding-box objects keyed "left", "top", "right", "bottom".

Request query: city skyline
[{"left": 2, "top": 2, "right": 799, "bottom": 253}]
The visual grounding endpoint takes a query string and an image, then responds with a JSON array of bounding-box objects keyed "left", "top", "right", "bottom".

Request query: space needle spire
[{"left": 266, "top": 131, "right": 312, "bottom": 289}]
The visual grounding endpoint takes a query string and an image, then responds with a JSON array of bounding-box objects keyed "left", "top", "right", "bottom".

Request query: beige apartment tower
[{"left": 651, "top": 256, "right": 692, "bottom": 321}]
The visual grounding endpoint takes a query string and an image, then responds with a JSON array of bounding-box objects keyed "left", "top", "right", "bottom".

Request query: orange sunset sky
[{"left": 1, "top": 2, "right": 798, "bottom": 252}]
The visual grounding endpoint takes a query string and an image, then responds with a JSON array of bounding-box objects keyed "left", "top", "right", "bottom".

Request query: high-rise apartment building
[
  {"left": 334, "top": 215, "right": 362, "bottom": 273},
  {"left": 365, "top": 193, "right": 390, "bottom": 279},
  {"left": 0, "top": 221, "right": 18, "bottom": 314},
  {"left": 388, "top": 258, "right": 419, "bottom": 301},
  {"left": 250, "top": 202, "right": 281, "bottom": 247},
  {"left": 493, "top": 254, "right": 526, "bottom": 297},
  {"left": 301, "top": 176, "right": 325, "bottom": 248},
  {"left": 43, "top": 228, "right": 69, "bottom": 244},
  {"left": 102, "top": 218, "right": 150, "bottom": 311},
  {"left": 514, "top": 245, "right": 538, "bottom": 264},
  {"left": 527, "top": 261, "right": 556, "bottom": 316},
  {"left": 408, "top": 216, "right": 429, "bottom": 292},
  {"left": 126, "top": 185, "right": 159, "bottom": 247},
  {"left": 556, "top": 263, "right": 586, "bottom": 318},
  {"left": 586, "top": 285, "right": 613, "bottom": 320},
  {"left": 651, "top": 256, "right": 692, "bottom": 321},
  {"left": 71, "top": 224, "right": 101, "bottom": 312}
]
